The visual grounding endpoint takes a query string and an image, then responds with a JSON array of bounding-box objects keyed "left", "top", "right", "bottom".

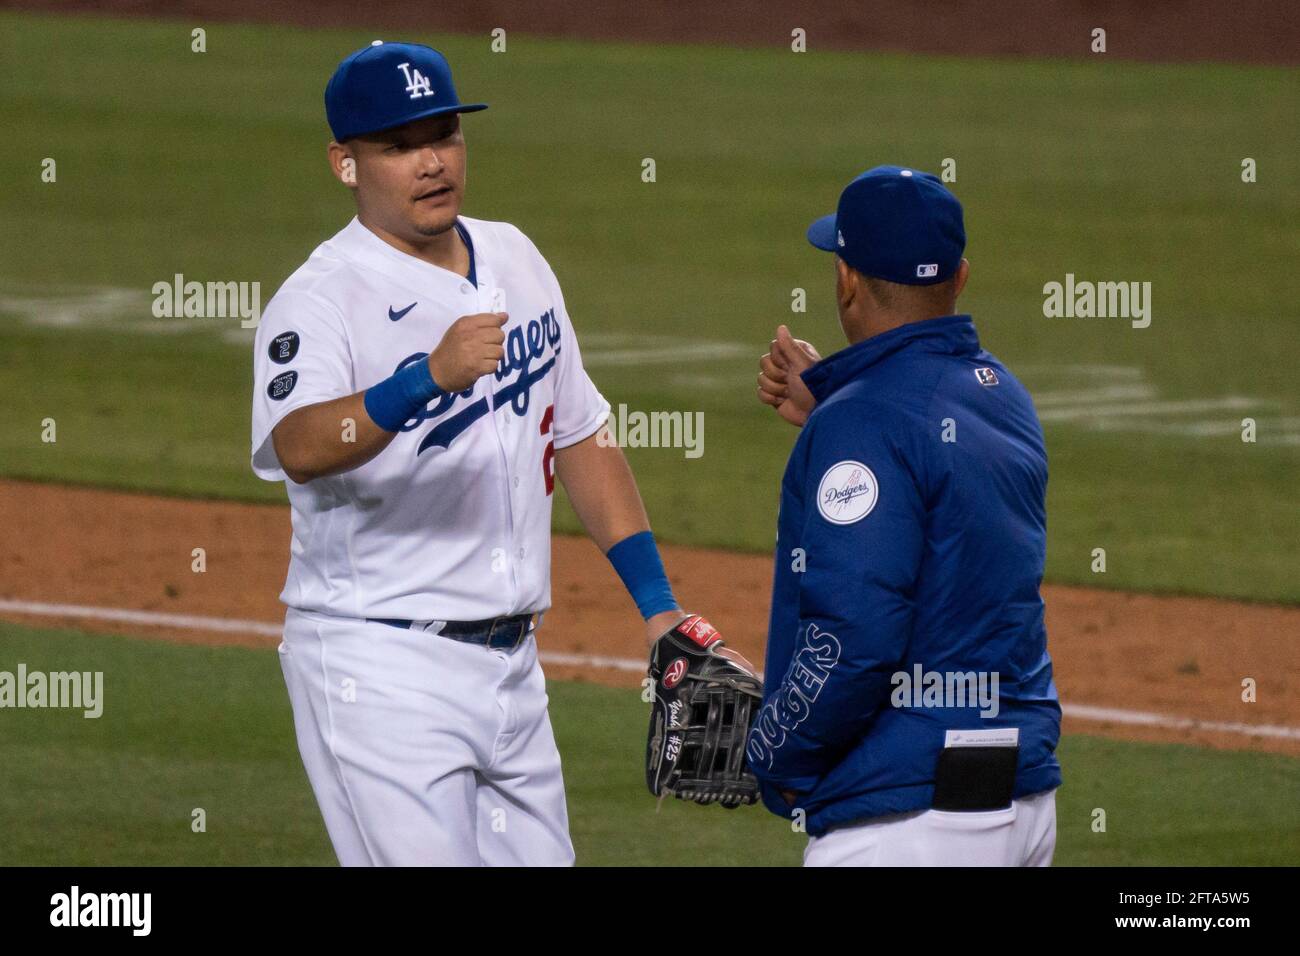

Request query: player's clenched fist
[{"left": 428, "top": 312, "right": 509, "bottom": 392}]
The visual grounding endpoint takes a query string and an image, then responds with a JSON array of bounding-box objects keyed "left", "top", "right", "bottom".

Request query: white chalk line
[
  {"left": 2, "top": 599, "right": 1296, "bottom": 741},
  {"left": 1026, "top": 364, "right": 1300, "bottom": 445},
  {"left": 0, "top": 286, "right": 754, "bottom": 364},
  {"left": 1032, "top": 384, "right": 1157, "bottom": 407},
  {"left": 584, "top": 343, "right": 751, "bottom": 367},
  {"left": 1037, "top": 396, "right": 1260, "bottom": 423},
  {"left": 5, "top": 288, "right": 1297, "bottom": 433},
  {"left": 0, "top": 600, "right": 284, "bottom": 637},
  {"left": 1064, "top": 703, "right": 1300, "bottom": 742}
]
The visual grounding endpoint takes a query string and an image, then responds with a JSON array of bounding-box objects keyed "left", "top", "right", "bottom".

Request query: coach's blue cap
[
  {"left": 806, "top": 166, "right": 965, "bottom": 285},
  {"left": 325, "top": 41, "right": 487, "bottom": 142}
]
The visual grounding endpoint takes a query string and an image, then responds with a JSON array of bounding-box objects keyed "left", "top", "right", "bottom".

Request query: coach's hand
[
  {"left": 757, "top": 325, "right": 820, "bottom": 427},
  {"left": 428, "top": 312, "right": 508, "bottom": 393}
]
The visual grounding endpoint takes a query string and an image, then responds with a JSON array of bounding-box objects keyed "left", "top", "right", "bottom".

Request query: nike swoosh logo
[{"left": 388, "top": 302, "right": 417, "bottom": 322}]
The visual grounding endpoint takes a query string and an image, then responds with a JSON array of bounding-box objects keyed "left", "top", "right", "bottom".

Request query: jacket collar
[{"left": 801, "top": 313, "right": 980, "bottom": 402}]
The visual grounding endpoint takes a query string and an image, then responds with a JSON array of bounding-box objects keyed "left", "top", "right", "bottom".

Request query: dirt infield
[
  {"left": 1, "top": 479, "right": 1296, "bottom": 757},
  {"left": 5, "top": 0, "right": 1297, "bottom": 65}
]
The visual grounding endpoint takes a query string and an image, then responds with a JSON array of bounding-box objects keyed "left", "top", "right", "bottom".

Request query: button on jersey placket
[{"left": 477, "top": 265, "right": 524, "bottom": 608}]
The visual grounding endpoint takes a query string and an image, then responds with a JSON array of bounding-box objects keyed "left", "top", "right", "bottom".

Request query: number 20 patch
[{"left": 267, "top": 370, "right": 298, "bottom": 401}]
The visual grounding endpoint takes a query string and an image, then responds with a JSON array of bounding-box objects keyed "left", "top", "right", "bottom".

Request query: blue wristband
[
  {"left": 363, "top": 359, "right": 442, "bottom": 432},
  {"left": 605, "top": 530, "right": 678, "bottom": 620}
]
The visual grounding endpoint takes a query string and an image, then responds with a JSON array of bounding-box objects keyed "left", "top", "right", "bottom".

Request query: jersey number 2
[{"left": 540, "top": 404, "right": 555, "bottom": 496}]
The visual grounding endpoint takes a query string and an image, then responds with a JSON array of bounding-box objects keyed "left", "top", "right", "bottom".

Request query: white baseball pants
[
  {"left": 277, "top": 607, "right": 574, "bottom": 866},
  {"left": 803, "top": 788, "right": 1057, "bottom": 867}
]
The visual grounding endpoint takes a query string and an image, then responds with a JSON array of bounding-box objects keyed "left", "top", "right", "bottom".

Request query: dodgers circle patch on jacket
[{"left": 817, "top": 460, "right": 878, "bottom": 524}]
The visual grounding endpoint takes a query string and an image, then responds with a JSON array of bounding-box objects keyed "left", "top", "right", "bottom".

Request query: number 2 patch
[
  {"left": 816, "top": 460, "right": 878, "bottom": 525},
  {"left": 268, "top": 331, "right": 300, "bottom": 365}
]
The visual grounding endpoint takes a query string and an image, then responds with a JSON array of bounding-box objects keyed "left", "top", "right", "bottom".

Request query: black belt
[{"left": 366, "top": 613, "right": 538, "bottom": 649}]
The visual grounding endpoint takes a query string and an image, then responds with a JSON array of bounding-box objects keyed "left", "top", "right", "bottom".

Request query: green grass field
[
  {"left": 0, "top": 12, "right": 1296, "bottom": 601},
  {"left": 3, "top": 622, "right": 1298, "bottom": 866},
  {"left": 0, "top": 12, "right": 1296, "bottom": 868}
]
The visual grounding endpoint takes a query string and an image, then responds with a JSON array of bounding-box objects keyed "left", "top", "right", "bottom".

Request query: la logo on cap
[{"left": 397, "top": 62, "right": 435, "bottom": 99}]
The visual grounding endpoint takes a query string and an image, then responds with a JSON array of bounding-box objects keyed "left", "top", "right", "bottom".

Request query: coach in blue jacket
[{"left": 749, "top": 166, "right": 1062, "bottom": 866}]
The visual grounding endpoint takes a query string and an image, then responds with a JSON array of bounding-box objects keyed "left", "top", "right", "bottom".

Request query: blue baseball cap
[
  {"left": 806, "top": 166, "right": 965, "bottom": 285},
  {"left": 325, "top": 41, "right": 487, "bottom": 142}
]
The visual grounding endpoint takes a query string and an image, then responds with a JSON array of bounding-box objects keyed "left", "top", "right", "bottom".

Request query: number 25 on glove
[{"left": 645, "top": 614, "right": 763, "bottom": 808}]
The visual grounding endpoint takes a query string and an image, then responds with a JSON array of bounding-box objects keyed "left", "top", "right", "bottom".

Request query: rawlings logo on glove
[{"left": 645, "top": 614, "right": 763, "bottom": 808}]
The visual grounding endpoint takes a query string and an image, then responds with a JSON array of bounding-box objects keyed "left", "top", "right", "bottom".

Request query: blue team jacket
[{"left": 747, "top": 314, "right": 1062, "bottom": 836}]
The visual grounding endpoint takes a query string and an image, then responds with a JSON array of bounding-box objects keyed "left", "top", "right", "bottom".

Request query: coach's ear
[
  {"left": 834, "top": 256, "right": 859, "bottom": 312},
  {"left": 953, "top": 258, "right": 970, "bottom": 299},
  {"left": 327, "top": 141, "right": 358, "bottom": 190}
]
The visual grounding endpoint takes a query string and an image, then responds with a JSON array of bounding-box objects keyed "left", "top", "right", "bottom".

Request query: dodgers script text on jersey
[{"left": 250, "top": 216, "right": 610, "bottom": 622}]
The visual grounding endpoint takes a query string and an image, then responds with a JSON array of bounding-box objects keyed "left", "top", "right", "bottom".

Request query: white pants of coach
[
  {"left": 803, "top": 788, "right": 1057, "bottom": 867},
  {"left": 277, "top": 607, "right": 574, "bottom": 866}
]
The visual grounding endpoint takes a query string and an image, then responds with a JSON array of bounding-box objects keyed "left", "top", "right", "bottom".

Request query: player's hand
[
  {"left": 758, "top": 325, "right": 820, "bottom": 427},
  {"left": 645, "top": 609, "right": 688, "bottom": 649},
  {"left": 644, "top": 610, "right": 758, "bottom": 675},
  {"left": 427, "top": 312, "right": 508, "bottom": 393}
]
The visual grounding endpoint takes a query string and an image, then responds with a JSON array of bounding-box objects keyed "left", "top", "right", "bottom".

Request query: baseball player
[
  {"left": 250, "top": 41, "right": 701, "bottom": 866},
  {"left": 748, "top": 166, "right": 1062, "bottom": 866}
]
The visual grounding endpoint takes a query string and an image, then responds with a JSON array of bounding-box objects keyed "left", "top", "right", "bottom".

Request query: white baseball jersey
[{"left": 250, "top": 215, "right": 610, "bottom": 621}]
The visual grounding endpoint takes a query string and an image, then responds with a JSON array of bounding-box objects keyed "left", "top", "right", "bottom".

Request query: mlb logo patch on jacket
[{"left": 974, "top": 367, "right": 999, "bottom": 386}]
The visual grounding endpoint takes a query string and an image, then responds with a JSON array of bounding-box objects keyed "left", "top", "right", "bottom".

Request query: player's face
[{"left": 346, "top": 113, "right": 468, "bottom": 240}]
